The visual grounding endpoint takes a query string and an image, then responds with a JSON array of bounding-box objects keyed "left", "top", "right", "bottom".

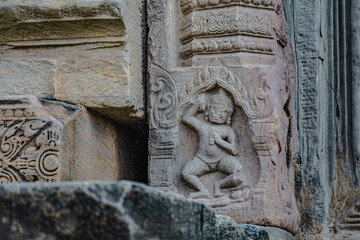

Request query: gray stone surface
[
  {"left": 0, "top": 0, "right": 146, "bottom": 122},
  {"left": 286, "top": 0, "right": 360, "bottom": 239},
  {"left": 0, "top": 181, "right": 294, "bottom": 240},
  {"left": 148, "top": 0, "right": 300, "bottom": 234}
]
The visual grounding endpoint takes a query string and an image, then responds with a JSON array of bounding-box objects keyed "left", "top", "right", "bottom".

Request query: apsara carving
[{"left": 181, "top": 88, "right": 248, "bottom": 202}]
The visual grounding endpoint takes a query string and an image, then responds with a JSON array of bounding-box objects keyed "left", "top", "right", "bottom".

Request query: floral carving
[
  {"left": 0, "top": 118, "right": 60, "bottom": 183},
  {"left": 179, "top": 0, "right": 280, "bottom": 15},
  {"left": 181, "top": 36, "right": 274, "bottom": 58},
  {"left": 180, "top": 8, "right": 272, "bottom": 43},
  {"left": 149, "top": 66, "right": 178, "bottom": 130}
]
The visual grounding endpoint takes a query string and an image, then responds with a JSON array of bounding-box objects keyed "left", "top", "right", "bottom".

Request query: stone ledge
[
  {"left": 0, "top": 181, "right": 294, "bottom": 239},
  {"left": 0, "top": 0, "right": 126, "bottom": 42},
  {"left": 0, "top": 0, "right": 145, "bottom": 122}
]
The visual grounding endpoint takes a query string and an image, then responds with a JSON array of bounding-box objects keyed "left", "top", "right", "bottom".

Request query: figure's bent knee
[
  {"left": 234, "top": 162, "right": 242, "bottom": 172},
  {"left": 219, "top": 157, "right": 243, "bottom": 174},
  {"left": 181, "top": 165, "right": 191, "bottom": 180}
]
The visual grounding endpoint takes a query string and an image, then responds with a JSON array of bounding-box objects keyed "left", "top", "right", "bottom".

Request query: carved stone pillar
[{"left": 148, "top": 0, "right": 300, "bottom": 234}]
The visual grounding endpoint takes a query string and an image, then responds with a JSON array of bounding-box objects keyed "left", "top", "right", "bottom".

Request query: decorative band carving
[
  {"left": 180, "top": 36, "right": 274, "bottom": 58},
  {"left": 179, "top": 0, "right": 281, "bottom": 15},
  {"left": 180, "top": 6, "right": 272, "bottom": 43}
]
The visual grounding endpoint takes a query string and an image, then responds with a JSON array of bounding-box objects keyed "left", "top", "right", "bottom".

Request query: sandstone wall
[
  {"left": 0, "top": 0, "right": 148, "bottom": 183},
  {"left": 0, "top": 0, "right": 145, "bottom": 122}
]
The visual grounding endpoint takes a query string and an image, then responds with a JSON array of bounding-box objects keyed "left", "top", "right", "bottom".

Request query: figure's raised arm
[
  {"left": 182, "top": 102, "right": 202, "bottom": 130},
  {"left": 215, "top": 129, "right": 238, "bottom": 155}
]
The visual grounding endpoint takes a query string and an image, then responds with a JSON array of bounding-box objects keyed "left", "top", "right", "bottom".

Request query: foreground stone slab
[
  {"left": 0, "top": 96, "right": 120, "bottom": 182},
  {"left": 0, "top": 0, "right": 145, "bottom": 122},
  {"left": 0, "top": 181, "right": 294, "bottom": 240},
  {"left": 148, "top": 0, "right": 300, "bottom": 234}
]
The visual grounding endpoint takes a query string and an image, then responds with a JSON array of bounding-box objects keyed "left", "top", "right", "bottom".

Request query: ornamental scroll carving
[
  {"left": 148, "top": 0, "right": 299, "bottom": 234},
  {"left": 149, "top": 66, "right": 178, "bottom": 130},
  {"left": 0, "top": 100, "right": 60, "bottom": 183},
  {"left": 180, "top": 8, "right": 272, "bottom": 43},
  {"left": 0, "top": 95, "right": 122, "bottom": 183}
]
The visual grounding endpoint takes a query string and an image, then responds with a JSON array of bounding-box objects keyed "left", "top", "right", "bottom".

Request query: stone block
[
  {"left": 0, "top": 96, "right": 120, "bottom": 182},
  {"left": 148, "top": 0, "right": 300, "bottom": 234},
  {"left": 0, "top": 181, "right": 295, "bottom": 239},
  {"left": 0, "top": 0, "right": 145, "bottom": 122}
]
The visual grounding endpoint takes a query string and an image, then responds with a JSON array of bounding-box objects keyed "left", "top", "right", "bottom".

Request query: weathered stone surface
[
  {"left": 148, "top": 0, "right": 300, "bottom": 234},
  {"left": 285, "top": 1, "right": 333, "bottom": 238},
  {"left": 332, "top": 3, "right": 360, "bottom": 239},
  {"left": 0, "top": 181, "right": 294, "bottom": 240},
  {"left": 216, "top": 216, "right": 295, "bottom": 240},
  {"left": 286, "top": 0, "right": 360, "bottom": 239},
  {"left": 0, "top": 0, "right": 145, "bottom": 122},
  {"left": 0, "top": 95, "right": 120, "bottom": 182}
]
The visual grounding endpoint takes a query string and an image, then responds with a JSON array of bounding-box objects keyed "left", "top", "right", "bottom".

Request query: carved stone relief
[
  {"left": 0, "top": 96, "right": 121, "bottom": 183},
  {"left": 0, "top": 98, "right": 61, "bottom": 182},
  {"left": 148, "top": 0, "right": 299, "bottom": 234}
]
